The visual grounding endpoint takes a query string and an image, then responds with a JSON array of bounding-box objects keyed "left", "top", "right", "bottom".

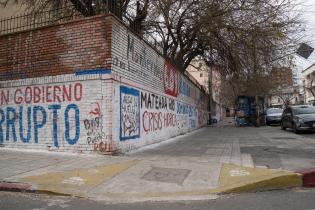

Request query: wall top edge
[{"left": 0, "top": 73, "right": 112, "bottom": 88}]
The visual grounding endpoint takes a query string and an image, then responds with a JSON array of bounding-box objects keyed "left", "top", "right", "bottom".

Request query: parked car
[
  {"left": 281, "top": 105, "right": 315, "bottom": 133},
  {"left": 266, "top": 108, "right": 283, "bottom": 125}
]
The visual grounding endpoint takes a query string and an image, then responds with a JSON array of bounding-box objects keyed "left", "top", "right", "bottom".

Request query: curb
[
  {"left": 0, "top": 182, "right": 34, "bottom": 193},
  {"left": 296, "top": 168, "right": 315, "bottom": 187},
  {"left": 219, "top": 173, "right": 302, "bottom": 194},
  {"left": 0, "top": 182, "right": 74, "bottom": 196}
]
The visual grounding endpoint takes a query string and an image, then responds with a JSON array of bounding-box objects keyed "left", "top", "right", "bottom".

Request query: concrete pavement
[{"left": 0, "top": 118, "right": 315, "bottom": 202}]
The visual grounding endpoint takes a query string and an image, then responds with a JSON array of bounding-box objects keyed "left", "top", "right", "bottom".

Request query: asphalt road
[{"left": 1, "top": 189, "right": 315, "bottom": 210}]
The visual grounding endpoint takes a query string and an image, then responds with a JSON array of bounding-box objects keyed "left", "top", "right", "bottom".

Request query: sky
[{"left": 295, "top": 0, "right": 315, "bottom": 72}]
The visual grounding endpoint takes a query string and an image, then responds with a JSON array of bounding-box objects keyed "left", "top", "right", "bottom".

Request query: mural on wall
[
  {"left": 0, "top": 83, "right": 82, "bottom": 147},
  {"left": 120, "top": 85, "right": 140, "bottom": 141},
  {"left": 179, "top": 76, "right": 191, "bottom": 98},
  {"left": 177, "top": 101, "right": 197, "bottom": 129},
  {"left": 164, "top": 61, "right": 179, "bottom": 97}
]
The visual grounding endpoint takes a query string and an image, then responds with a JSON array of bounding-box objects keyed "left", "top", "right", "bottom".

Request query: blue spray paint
[
  {"left": 33, "top": 106, "right": 47, "bottom": 144},
  {"left": 64, "top": 104, "right": 80, "bottom": 145},
  {"left": 6, "top": 107, "right": 17, "bottom": 142},
  {"left": 19, "top": 106, "right": 32, "bottom": 143},
  {"left": 0, "top": 108, "right": 4, "bottom": 143},
  {"left": 48, "top": 104, "right": 61, "bottom": 147}
]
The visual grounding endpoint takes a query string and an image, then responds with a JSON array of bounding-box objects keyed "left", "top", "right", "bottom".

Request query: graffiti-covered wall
[
  {"left": 0, "top": 75, "right": 113, "bottom": 152},
  {"left": 0, "top": 15, "right": 208, "bottom": 153},
  {"left": 111, "top": 17, "right": 209, "bottom": 152}
]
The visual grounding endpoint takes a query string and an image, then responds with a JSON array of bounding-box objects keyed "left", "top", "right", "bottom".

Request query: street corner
[
  {"left": 15, "top": 160, "right": 139, "bottom": 197},
  {"left": 215, "top": 163, "right": 302, "bottom": 194}
]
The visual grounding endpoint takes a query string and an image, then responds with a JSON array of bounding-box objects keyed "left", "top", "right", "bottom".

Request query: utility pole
[{"left": 208, "top": 65, "right": 212, "bottom": 124}]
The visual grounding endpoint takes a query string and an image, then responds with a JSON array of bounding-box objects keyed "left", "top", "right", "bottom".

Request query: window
[{"left": 200, "top": 73, "right": 203, "bottom": 78}]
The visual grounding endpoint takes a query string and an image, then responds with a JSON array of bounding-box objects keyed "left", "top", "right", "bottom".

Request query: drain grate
[{"left": 142, "top": 167, "right": 191, "bottom": 185}]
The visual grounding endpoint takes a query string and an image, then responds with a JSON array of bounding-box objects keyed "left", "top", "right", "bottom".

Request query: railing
[{"left": 0, "top": 2, "right": 163, "bottom": 54}]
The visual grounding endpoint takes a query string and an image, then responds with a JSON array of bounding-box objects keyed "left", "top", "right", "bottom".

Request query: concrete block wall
[
  {"left": 110, "top": 17, "right": 209, "bottom": 152},
  {"left": 0, "top": 15, "right": 209, "bottom": 153},
  {"left": 0, "top": 74, "right": 113, "bottom": 152}
]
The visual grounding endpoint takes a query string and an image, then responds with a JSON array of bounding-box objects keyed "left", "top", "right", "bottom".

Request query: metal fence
[{"left": 0, "top": 2, "right": 162, "bottom": 53}]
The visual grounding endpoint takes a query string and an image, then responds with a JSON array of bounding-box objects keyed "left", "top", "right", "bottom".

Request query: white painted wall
[
  {"left": 110, "top": 18, "right": 209, "bottom": 153},
  {"left": 0, "top": 74, "right": 113, "bottom": 152}
]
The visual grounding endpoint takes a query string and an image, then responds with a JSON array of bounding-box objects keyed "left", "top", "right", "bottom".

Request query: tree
[{"left": 0, "top": 0, "right": 150, "bottom": 33}]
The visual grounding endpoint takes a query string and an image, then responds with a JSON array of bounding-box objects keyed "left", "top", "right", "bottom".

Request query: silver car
[
  {"left": 266, "top": 108, "right": 283, "bottom": 125},
  {"left": 281, "top": 105, "right": 315, "bottom": 133}
]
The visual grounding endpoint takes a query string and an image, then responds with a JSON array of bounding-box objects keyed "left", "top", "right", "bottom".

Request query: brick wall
[
  {"left": 0, "top": 15, "right": 112, "bottom": 81},
  {"left": 0, "top": 15, "right": 209, "bottom": 153}
]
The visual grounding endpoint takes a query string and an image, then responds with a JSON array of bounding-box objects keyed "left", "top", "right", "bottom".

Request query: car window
[
  {"left": 294, "top": 106, "right": 315, "bottom": 115},
  {"left": 267, "top": 109, "right": 283, "bottom": 114}
]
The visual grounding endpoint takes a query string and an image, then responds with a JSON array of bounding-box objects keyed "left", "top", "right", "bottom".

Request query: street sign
[{"left": 297, "top": 43, "right": 314, "bottom": 59}]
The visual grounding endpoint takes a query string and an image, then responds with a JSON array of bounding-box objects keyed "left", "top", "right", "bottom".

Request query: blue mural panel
[{"left": 120, "top": 86, "right": 140, "bottom": 141}]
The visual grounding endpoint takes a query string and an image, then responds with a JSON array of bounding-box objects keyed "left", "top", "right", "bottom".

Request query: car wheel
[
  {"left": 281, "top": 122, "right": 286, "bottom": 130},
  {"left": 266, "top": 121, "right": 270, "bottom": 126},
  {"left": 293, "top": 123, "right": 300, "bottom": 134}
]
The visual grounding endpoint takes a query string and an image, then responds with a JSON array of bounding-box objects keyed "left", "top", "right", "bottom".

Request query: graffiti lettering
[
  {"left": 141, "top": 92, "right": 167, "bottom": 110},
  {"left": 93, "top": 141, "right": 115, "bottom": 153},
  {"left": 179, "top": 77, "right": 191, "bottom": 97},
  {"left": 0, "top": 90, "right": 9, "bottom": 105},
  {"left": 143, "top": 111, "right": 163, "bottom": 132},
  {"left": 84, "top": 117, "right": 100, "bottom": 136},
  {"left": 0, "top": 104, "right": 80, "bottom": 145},
  {"left": 127, "top": 34, "right": 163, "bottom": 80},
  {"left": 177, "top": 102, "right": 194, "bottom": 117},
  {"left": 164, "top": 113, "right": 176, "bottom": 128},
  {"left": 0, "top": 83, "right": 83, "bottom": 105},
  {"left": 168, "top": 98, "right": 175, "bottom": 111},
  {"left": 113, "top": 56, "right": 126, "bottom": 70},
  {"left": 142, "top": 111, "right": 176, "bottom": 133}
]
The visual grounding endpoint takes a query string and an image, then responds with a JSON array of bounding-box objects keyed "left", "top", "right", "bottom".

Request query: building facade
[
  {"left": 186, "top": 60, "right": 225, "bottom": 120},
  {"left": 302, "top": 64, "right": 315, "bottom": 105}
]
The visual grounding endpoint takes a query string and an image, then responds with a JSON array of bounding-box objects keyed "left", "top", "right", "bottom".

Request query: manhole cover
[
  {"left": 272, "top": 137, "right": 296, "bottom": 140},
  {"left": 142, "top": 167, "right": 191, "bottom": 185}
]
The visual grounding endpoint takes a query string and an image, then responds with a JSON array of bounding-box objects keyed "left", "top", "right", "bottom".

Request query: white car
[{"left": 266, "top": 108, "right": 283, "bottom": 125}]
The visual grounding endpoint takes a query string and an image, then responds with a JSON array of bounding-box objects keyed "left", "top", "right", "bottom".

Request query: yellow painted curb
[
  {"left": 216, "top": 163, "right": 303, "bottom": 194},
  {"left": 20, "top": 160, "right": 138, "bottom": 196}
]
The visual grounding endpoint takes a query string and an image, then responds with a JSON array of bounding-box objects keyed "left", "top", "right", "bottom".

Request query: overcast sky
[{"left": 295, "top": 0, "right": 315, "bottom": 72}]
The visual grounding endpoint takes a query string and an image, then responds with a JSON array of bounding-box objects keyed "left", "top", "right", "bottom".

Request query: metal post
[{"left": 208, "top": 65, "right": 212, "bottom": 125}]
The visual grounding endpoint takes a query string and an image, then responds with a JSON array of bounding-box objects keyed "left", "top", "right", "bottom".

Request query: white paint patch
[
  {"left": 62, "top": 177, "right": 85, "bottom": 186},
  {"left": 229, "top": 169, "right": 250, "bottom": 177},
  {"left": 88, "top": 169, "right": 99, "bottom": 173}
]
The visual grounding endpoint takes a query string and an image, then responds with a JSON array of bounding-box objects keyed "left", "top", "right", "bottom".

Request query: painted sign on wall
[
  {"left": 120, "top": 85, "right": 140, "bottom": 141},
  {"left": 0, "top": 83, "right": 83, "bottom": 147},
  {"left": 164, "top": 61, "right": 178, "bottom": 97}
]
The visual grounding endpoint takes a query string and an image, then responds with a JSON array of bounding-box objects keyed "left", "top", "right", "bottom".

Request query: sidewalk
[{"left": 0, "top": 123, "right": 314, "bottom": 203}]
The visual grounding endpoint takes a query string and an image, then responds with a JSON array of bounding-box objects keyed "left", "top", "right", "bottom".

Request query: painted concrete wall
[
  {"left": 0, "top": 15, "right": 209, "bottom": 153},
  {"left": 110, "top": 18, "right": 209, "bottom": 152},
  {"left": 0, "top": 74, "right": 113, "bottom": 152}
]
